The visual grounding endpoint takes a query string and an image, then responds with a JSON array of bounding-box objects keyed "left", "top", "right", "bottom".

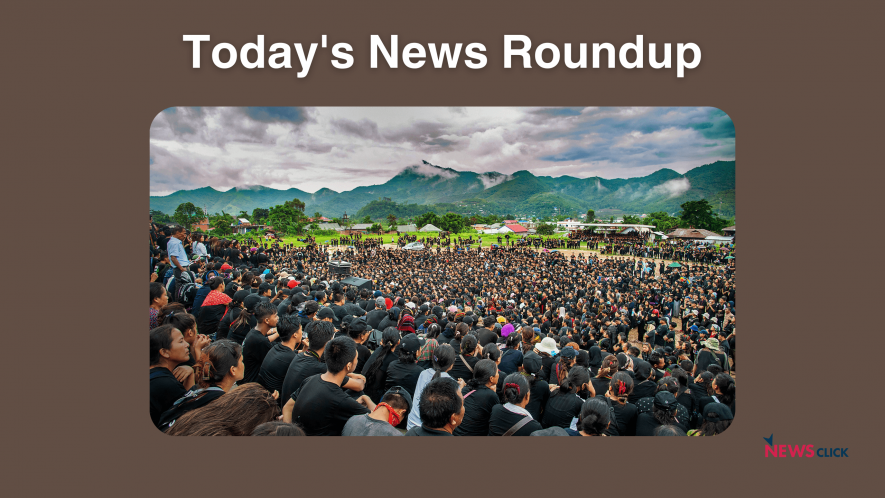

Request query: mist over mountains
[{"left": 149, "top": 160, "right": 735, "bottom": 219}]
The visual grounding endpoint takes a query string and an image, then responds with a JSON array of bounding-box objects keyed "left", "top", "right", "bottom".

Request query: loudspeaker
[
  {"left": 340, "top": 276, "right": 372, "bottom": 291},
  {"left": 328, "top": 261, "right": 352, "bottom": 276}
]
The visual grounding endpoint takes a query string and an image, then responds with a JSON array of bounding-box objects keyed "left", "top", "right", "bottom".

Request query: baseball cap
[
  {"left": 383, "top": 386, "right": 413, "bottom": 413},
  {"left": 522, "top": 351, "right": 543, "bottom": 375},
  {"left": 349, "top": 318, "right": 373, "bottom": 334},
  {"left": 243, "top": 294, "right": 262, "bottom": 313},
  {"left": 703, "top": 403, "right": 734, "bottom": 421},
  {"left": 654, "top": 391, "right": 678, "bottom": 409},
  {"left": 317, "top": 307, "right": 335, "bottom": 319},
  {"left": 560, "top": 346, "right": 576, "bottom": 359},
  {"left": 400, "top": 334, "right": 421, "bottom": 354}
]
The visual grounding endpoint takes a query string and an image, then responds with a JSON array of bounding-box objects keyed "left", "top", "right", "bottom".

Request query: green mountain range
[{"left": 149, "top": 160, "right": 735, "bottom": 219}]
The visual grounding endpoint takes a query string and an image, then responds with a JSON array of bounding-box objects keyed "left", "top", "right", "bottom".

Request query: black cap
[
  {"left": 523, "top": 351, "right": 543, "bottom": 375},
  {"left": 400, "top": 334, "right": 421, "bottom": 354},
  {"left": 383, "top": 386, "right": 413, "bottom": 412},
  {"left": 703, "top": 403, "right": 734, "bottom": 421},
  {"left": 243, "top": 294, "right": 262, "bottom": 312},
  {"left": 233, "top": 289, "right": 250, "bottom": 303},
  {"left": 653, "top": 391, "right": 678, "bottom": 409},
  {"left": 317, "top": 307, "right": 335, "bottom": 319},
  {"left": 350, "top": 318, "right": 373, "bottom": 334}
]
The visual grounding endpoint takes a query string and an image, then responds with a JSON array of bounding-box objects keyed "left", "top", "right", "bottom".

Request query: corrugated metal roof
[{"left": 665, "top": 228, "right": 720, "bottom": 238}]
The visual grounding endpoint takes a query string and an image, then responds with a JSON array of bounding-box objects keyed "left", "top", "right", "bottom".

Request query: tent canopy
[{"left": 419, "top": 224, "right": 442, "bottom": 232}]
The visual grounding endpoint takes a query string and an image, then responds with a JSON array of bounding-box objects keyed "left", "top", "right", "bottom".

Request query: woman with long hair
[
  {"left": 361, "top": 328, "right": 401, "bottom": 403},
  {"left": 498, "top": 328, "right": 524, "bottom": 376},
  {"left": 150, "top": 282, "right": 168, "bottom": 330},
  {"left": 216, "top": 290, "right": 252, "bottom": 341},
  {"left": 407, "top": 343, "right": 463, "bottom": 430},
  {"left": 603, "top": 371, "right": 638, "bottom": 436},
  {"left": 488, "top": 372, "right": 543, "bottom": 436},
  {"left": 566, "top": 398, "right": 612, "bottom": 436},
  {"left": 591, "top": 354, "right": 619, "bottom": 400},
  {"left": 541, "top": 365, "right": 593, "bottom": 429},
  {"left": 165, "top": 383, "right": 280, "bottom": 436},
  {"left": 448, "top": 333, "right": 481, "bottom": 383},
  {"left": 150, "top": 324, "right": 194, "bottom": 427},
  {"left": 549, "top": 346, "right": 577, "bottom": 386},
  {"left": 453, "top": 359, "right": 500, "bottom": 436},
  {"left": 157, "top": 339, "right": 245, "bottom": 432}
]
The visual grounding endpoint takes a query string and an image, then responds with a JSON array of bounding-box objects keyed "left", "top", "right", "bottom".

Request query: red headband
[{"left": 505, "top": 383, "right": 520, "bottom": 395}]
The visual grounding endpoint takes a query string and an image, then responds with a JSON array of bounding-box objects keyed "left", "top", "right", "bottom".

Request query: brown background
[{"left": 5, "top": 0, "right": 881, "bottom": 495}]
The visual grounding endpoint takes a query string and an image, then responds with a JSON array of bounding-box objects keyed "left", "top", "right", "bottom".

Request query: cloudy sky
[{"left": 150, "top": 107, "right": 734, "bottom": 196}]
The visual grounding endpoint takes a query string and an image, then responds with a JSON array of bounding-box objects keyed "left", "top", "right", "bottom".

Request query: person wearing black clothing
[
  {"left": 241, "top": 302, "right": 280, "bottom": 386},
  {"left": 149, "top": 325, "right": 194, "bottom": 427},
  {"left": 542, "top": 366, "right": 591, "bottom": 429},
  {"left": 376, "top": 307, "right": 400, "bottom": 332},
  {"left": 344, "top": 318, "right": 373, "bottom": 373},
  {"left": 258, "top": 315, "right": 302, "bottom": 398},
  {"left": 404, "top": 377, "right": 465, "bottom": 436},
  {"left": 476, "top": 316, "right": 499, "bottom": 347},
  {"left": 629, "top": 361, "right": 658, "bottom": 404},
  {"left": 228, "top": 294, "right": 263, "bottom": 345},
  {"left": 453, "top": 359, "right": 500, "bottom": 436},
  {"left": 603, "top": 372, "right": 639, "bottom": 436},
  {"left": 636, "top": 391, "right": 687, "bottom": 436},
  {"left": 590, "top": 354, "right": 619, "bottom": 400},
  {"left": 280, "top": 320, "right": 336, "bottom": 402},
  {"left": 365, "top": 297, "right": 388, "bottom": 329},
  {"left": 283, "top": 336, "right": 374, "bottom": 436},
  {"left": 384, "top": 334, "right": 424, "bottom": 397},
  {"left": 448, "top": 335, "right": 481, "bottom": 383},
  {"left": 692, "top": 339, "right": 730, "bottom": 375},
  {"left": 488, "top": 373, "right": 543, "bottom": 436},
  {"left": 521, "top": 352, "right": 550, "bottom": 421},
  {"left": 362, "top": 328, "right": 401, "bottom": 403}
]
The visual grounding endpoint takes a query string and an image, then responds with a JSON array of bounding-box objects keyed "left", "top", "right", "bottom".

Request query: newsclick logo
[{"left": 763, "top": 434, "right": 848, "bottom": 458}]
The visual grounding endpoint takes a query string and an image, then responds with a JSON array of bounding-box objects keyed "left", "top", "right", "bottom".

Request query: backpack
[{"left": 175, "top": 272, "right": 198, "bottom": 308}]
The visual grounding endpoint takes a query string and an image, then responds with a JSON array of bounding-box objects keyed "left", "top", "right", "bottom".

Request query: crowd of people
[{"left": 150, "top": 214, "right": 736, "bottom": 437}]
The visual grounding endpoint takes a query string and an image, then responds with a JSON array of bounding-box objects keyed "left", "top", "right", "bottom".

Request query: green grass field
[{"left": 273, "top": 231, "right": 614, "bottom": 251}]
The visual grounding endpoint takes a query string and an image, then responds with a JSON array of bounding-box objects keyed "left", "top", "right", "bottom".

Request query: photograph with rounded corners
[{"left": 149, "top": 107, "right": 736, "bottom": 437}]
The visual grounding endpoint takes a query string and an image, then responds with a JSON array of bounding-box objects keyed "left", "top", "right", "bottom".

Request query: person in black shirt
[
  {"left": 520, "top": 351, "right": 550, "bottom": 421},
  {"left": 405, "top": 377, "right": 465, "bottom": 436},
  {"left": 258, "top": 315, "right": 302, "bottom": 399},
  {"left": 365, "top": 297, "right": 388, "bottom": 330},
  {"left": 344, "top": 317, "right": 373, "bottom": 373},
  {"left": 280, "top": 320, "right": 336, "bottom": 402},
  {"left": 488, "top": 373, "right": 543, "bottom": 436},
  {"left": 362, "top": 328, "right": 401, "bottom": 403},
  {"left": 629, "top": 361, "right": 657, "bottom": 404},
  {"left": 603, "top": 371, "right": 638, "bottom": 436},
  {"left": 591, "top": 354, "right": 619, "bottom": 400},
  {"left": 150, "top": 324, "right": 195, "bottom": 427},
  {"left": 241, "top": 301, "right": 280, "bottom": 386},
  {"left": 283, "top": 336, "right": 374, "bottom": 436},
  {"left": 542, "top": 366, "right": 591, "bottom": 429},
  {"left": 385, "top": 334, "right": 424, "bottom": 396},
  {"left": 636, "top": 391, "right": 687, "bottom": 436},
  {"left": 448, "top": 334, "right": 481, "bottom": 384},
  {"left": 453, "top": 359, "right": 500, "bottom": 436},
  {"left": 228, "top": 294, "right": 264, "bottom": 345},
  {"left": 476, "top": 316, "right": 499, "bottom": 346}
]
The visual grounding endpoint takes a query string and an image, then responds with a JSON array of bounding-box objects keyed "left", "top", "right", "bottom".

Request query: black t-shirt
[
  {"left": 635, "top": 412, "right": 687, "bottom": 436},
  {"left": 404, "top": 425, "right": 454, "bottom": 436},
  {"left": 281, "top": 351, "right": 326, "bottom": 402},
  {"left": 525, "top": 377, "right": 550, "bottom": 421},
  {"left": 591, "top": 376, "right": 611, "bottom": 398},
  {"left": 453, "top": 386, "right": 500, "bottom": 436},
  {"left": 355, "top": 343, "right": 371, "bottom": 373},
  {"left": 488, "top": 405, "right": 543, "bottom": 436},
  {"left": 448, "top": 354, "right": 480, "bottom": 384},
  {"left": 242, "top": 329, "right": 273, "bottom": 385},
  {"left": 384, "top": 360, "right": 424, "bottom": 397},
  {"left": 498, "top": 348, "right": 523, "bottom": 375},
  {"left": 150, "top": 367, "right": 186, "bottom": 428},
  {"left": 541, "top": 390, "right": 584, "bottom": 429},
  {"left": 628, "top": 380, "right": 657, "bottom": 404},
  {"left": 476, "top": 328, "right": 498, "bottom": 347},
  {"left": 258, "top": 342, "right": 297, "bottom": 394},
  {"left": 290, "top": 375, "right": 369, "bottom": 436},
  {"left": 608, "top": 399, "right": 639, "bottom": 436}
]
